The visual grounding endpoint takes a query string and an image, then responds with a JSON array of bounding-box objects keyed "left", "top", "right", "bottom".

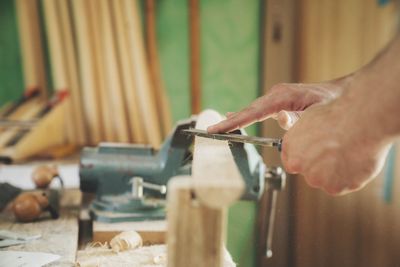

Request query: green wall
[
  {"left": 0, "top": 0, "right": 24, "bottom": 105},
  {"left": 0, "top": 1, "right": 261, "bottom": 266}
]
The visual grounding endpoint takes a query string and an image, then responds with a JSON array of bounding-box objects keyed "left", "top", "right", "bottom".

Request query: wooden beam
[
  {"left": 56, "top": 0, "right": 88, "bottom": 145},
  {"left": 145, "top": 0, "right": 173, "bottom": 136},
  {"left": 189, "top": 0, "right": 201, "bottom": 114},
  {"left": 71, "top": 0, "right": 103, "bottom": 145},
  {"left": 123, "top": 0, "right": 162, "bottom": 147},
  {"left": 112, "top": 0, "right": 146, "bottom": 143},
  {"left": 87, "top": 0, "right": 115, "bottom": 141},
  {"left": 98, "top": 0, "right": 131, "bottom": 143},
  {"left": 258, "top": 0, "right": 296, "bottom": 265},
  {"left": 15, "top": 0, "right": 48, "bottom": 99},
  {"left": 42, "top": 0, "right": 77, "bottom": 144}
]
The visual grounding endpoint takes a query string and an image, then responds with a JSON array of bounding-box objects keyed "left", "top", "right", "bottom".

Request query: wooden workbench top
[
  {"left": 0, "top": 209, "right": 79, "bottom": 266},
  {"left": 0, "top": 189, "right": 81, "bottom": 266}
]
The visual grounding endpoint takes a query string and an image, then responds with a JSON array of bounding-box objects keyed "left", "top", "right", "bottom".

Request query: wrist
[{"left": 338, "top": 69, "right": 400, "bottom": 145}]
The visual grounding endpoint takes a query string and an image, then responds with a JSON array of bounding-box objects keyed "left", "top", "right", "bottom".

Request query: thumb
[{"left": 275, "top": 111, "right": 302, "bottom": 130}]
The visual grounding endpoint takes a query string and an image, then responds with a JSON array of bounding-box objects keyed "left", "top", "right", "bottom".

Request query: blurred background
[{"left": 0, "top": 0, "right": 400, "bottom": 266}]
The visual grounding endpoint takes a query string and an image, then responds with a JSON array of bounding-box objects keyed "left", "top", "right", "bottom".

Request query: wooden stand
[{"left": 167, "top": 176, "right": 226, "bottom": 267}]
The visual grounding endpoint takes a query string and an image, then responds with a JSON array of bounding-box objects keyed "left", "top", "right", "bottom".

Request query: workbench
[
  {"left": 0, "top": 189, "right": 81, "bottom": 266},
  {"left": 0, "top": 188, "right": 167, "bottom": 266}
]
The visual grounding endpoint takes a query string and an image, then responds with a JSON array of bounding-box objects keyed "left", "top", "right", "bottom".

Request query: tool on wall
[{"left": 0, "top": 91, "right": 69, "bottom": 164}]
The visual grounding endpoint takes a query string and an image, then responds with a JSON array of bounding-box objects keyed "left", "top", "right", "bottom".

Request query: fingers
[
  {"left": 207, "top": 96, "right": 280, "bottom": 133},
  {"left": 276, "top": 111, "right": 303, "bottom": 130}
]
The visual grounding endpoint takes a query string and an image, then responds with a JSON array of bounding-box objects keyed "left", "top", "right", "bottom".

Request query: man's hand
[
  {"left": 281, "top": 99, "right": 391, "bottom": 195},
  {"left": 207, "top": 79, "right": 349, "bottom": 133}
]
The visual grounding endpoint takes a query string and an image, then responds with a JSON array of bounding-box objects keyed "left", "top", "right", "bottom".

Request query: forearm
[{"left": 339, "top": 35, "right": 400, "bottom": 142}]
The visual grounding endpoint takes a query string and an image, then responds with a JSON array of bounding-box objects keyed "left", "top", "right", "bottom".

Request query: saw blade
[{"left": 182, "top": 128, "right": 282, "bottom": 150}]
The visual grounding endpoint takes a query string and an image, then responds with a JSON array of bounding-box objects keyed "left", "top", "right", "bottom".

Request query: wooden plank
[
  {"left": 167, "top": 176, "right": 226, "bottom": 267},
  {"left": 87, "top": 0, "right": 115, "bottom": 141},
  {"left": 258, "top": 0, "right": 295, "bottom": 266},
  {"left": 56, "top": 0, "right": 88, "bottom": 145},
  {"left": 98, "top": 0, "right": 130, "bottom": 143},
  {"left": 42, "top": 0, "right": 76, "bottom": 144},
  {"left": 192, "top": 109, "right": 245, "bottom": 209},
  {"left": 189, "top": 0, "right": 201, "bottom": 114},
  {"left": 112, "top": 0, "right": 147, "bottom": 143},
  {"left": 293, "top": 1, "right": 400, "bottom": 267},
  {"left": 0, "top": 209, "right": 78, "bottom": 266},
  {"left": 71, "top": 0, "right": 103, "bottom": 145},
  {"left": 145, "top": 0, "right": 173, "bottom": 136},
  {"left": 123, "top": 0, "right": 162, "bottom": 147},
  {"left": 15, "top": 0, "right": 48, "bottom": 98}
]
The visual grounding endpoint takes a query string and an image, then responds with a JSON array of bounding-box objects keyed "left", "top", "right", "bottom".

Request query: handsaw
[{"left": 182, "top": 128, "right": 282, "bottom": 151}]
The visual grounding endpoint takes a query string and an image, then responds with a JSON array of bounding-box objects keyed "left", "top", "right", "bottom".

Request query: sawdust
[
  {"left": 76, "top": 243, "right": 166, "bottom": 267},
  {"left": 76, "top": 243, "right": 236, "bottom": 267}
]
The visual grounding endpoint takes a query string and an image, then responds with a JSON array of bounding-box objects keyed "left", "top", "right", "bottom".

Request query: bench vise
[{"left": 80, "top": 118, "right": 285, "bottom": 248}]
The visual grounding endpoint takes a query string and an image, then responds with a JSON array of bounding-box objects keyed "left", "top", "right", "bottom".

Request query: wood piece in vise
[{"left": 192, "top": 109, "right": 245, "bottom": 209}]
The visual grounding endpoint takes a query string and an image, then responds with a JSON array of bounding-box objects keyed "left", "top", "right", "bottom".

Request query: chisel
[{"left": 182, "top": 128, "right": 282, "bottom": 151}]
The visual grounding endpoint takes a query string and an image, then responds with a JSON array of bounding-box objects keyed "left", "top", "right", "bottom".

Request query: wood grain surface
[
  {"left": 123, "top": 0, "right": 162, "bottom": 147},
  {"left": 0, "top": 209, "right": 78, "bottom": 266},
  {"left": 112, "top": 0, "right": 146, "bottom": 143},
  {"left": 167, "top": 176, "right": 226, "bottom": 267},
  {"left": 71, "top": 0, "right": 103, "bottom": 145},
  {"left": 15, "top": 0, "right": 48, "bottom": 99},
  {"left": 192, "top": 109, "right": 245, "bottom": 209},
  {"left": 145, "top": 0, "right": 173, "bottom": 136}
]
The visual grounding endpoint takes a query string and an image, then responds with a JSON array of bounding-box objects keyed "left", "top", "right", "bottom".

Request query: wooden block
[
  {"left": 167, "top": 176, "right": 226, "bottom": 267},
  {"left": 192, "top": 110, "right": 245, "bottom": 208}
]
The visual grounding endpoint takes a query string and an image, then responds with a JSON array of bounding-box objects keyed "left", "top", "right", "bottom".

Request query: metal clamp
[
  {"left": 129, "top": 177, "right": 167, "bottom": 199},
  {"left": 263, "top": 166, "right": 286, "bottom": 258}
]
